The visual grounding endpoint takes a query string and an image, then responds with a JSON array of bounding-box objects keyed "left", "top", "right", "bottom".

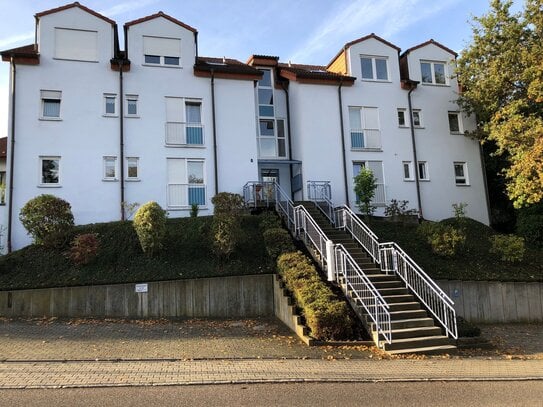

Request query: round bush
[
  {"left": 262, "top": 227, "right": 295, "bottom": 259},
  {"left": 133, "top": 201, "right": 167, "bottom": 257},
  {"left": 19, "top": 194, "right": 74, "bottom": 246}
]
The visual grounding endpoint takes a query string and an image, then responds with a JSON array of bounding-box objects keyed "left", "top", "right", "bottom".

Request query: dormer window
[
  {"left": 420, "top": 61, "right": 447, "bottom": 85},
  {"left": 360, "top": 56, "right": 388, "bottom": 81},
  {"left": 143, "top": 36, "right": 181, "bottom": 67}
]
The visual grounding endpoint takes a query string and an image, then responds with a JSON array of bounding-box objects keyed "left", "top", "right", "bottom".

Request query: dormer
[
  {"left": 35, "top": 2, "right": 117, "bottom": 64},
  {"left": 124, "top": 11, "right": 197, "bottom": 69},
  {"left": 328, "top": 33, "right": 401, "bottom": 84},
  {"left": 400, "top": 39, "right": 457, "bottom": 87}
]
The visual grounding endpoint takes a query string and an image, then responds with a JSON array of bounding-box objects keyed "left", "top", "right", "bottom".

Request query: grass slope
[
  {"left": 369, "top": 218, "right": 542, "bottom": 282},
  {"left": 0, "top": 215, "right": 274, "bottom": 291}
]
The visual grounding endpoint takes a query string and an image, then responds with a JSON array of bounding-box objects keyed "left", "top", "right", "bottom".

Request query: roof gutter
[
  {"left": 338, "top": 79, "right": 350, "bottom": 206},
  {"left": 7, "top": 57, "right": 16, "bottom": 253}
]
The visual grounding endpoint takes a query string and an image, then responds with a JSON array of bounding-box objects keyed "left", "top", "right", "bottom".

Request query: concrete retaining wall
[
  {"left": 0, "top": 274, "right": 274, "bottom": 319},
  {"left": 438, "top": 280, "right": 543, "bottom": 323}
]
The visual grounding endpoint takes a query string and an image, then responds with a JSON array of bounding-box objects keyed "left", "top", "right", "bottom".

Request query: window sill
[
  {"left": 450, "top": 131, "right": 463, "bottom": 135},
  {"left": 126, "top": 178, "right": 140, "bottom": 182},
  {"left": 398, "top": 125, "right": 409, "bottom": 129},
  {"left": 455, "top": 184, "right": 470, "bottom": 187},
  {"left": 350, "top": 148, "right": 382, "bottom": 152},
  {"left": 53, "top": 57, "right": 99, "bottom": 63},
  {"left": 102, "top": 178, "right": 119, "bottom": 182},
  {"left": 165, "top": 144, "right": 205, "bottom": 148},
  {"left": 403, "top": 179, "right": 415, "bottom": 182},
  {"left": 125, "top": 115, "right": 140, "bottom": 119},
  {"left": 419, "top": 179, "right": 431, "bottom": 182},
  {"left": 421, "top": 82, "right": 450, "bottom": 87},
  {"left": 102, "top": 114, "right": 119, "bottom": 118},
  {"left": 360, "top": 79, "right": 391, "bottom": 83},
  {"left": 38, "top": 184, "right": 61, "bottom": 188},
  {"left": 142, "top": 63, "right": 182, "bottom": 69},
  {"left": 39, "top": 117, "right": 62, "bottom": 121},
  {"left": 167, "top": 206, "right": 208, "bottom": 211},
  {"left": 413, "top": 126, "right": 425, "bottom": 129}
]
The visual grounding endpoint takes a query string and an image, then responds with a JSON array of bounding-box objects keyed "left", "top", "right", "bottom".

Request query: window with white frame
[
  {"left": 448, "top": 112, "right": 462, "bottom": 133},
  {"left": 126, "top": 95, "right": 138, "bottom": 117},
  {"left": 353, "top": 161, "right": 386, "bottom": 205},
  {"left": 40, "top": 156, "right": 60, "bottom": 185},
  {"left": 454, "top": 162, "right": 469, "bottom": 185},
  {"left": 126, "top": 157, "right": 139, "bottom": 180},
  {"left": 397, "top": 109, "right": 407, "bottom": 127},
  {"left": 349, "top": 106, "right": 381, "bottom": 149},
  {"left": 412, "top": 109, "right": 422, "bottom": 127},
  {"left": 103, "top": 156, "right": 117, "bottom": 180},
  {"left": 40, "top": 90, "right": 62, "bottom": 119},
  {"left": 167, "top": 158, "right": 206, "bottom": 207},
  {"left": 103, "top": 93, "right": 117, "bottom": 116},
  {"left": 418, "top": 161, "right": 429, "bottom": 181},
  {"left": 257, "top": 69, "right": 274, "bottom": 117},
  {"left": 143, "top": 36, "right": 181, "bottom": 66},
  {"left": 360, "top": 56, "right": 388, "bottom": 81},
  {"left": 258, "top": 118, "right": 287, "bottom": 158},
  {"left": 165, "top": 97, "right": 204, "bottom": 146},
  {"left": 403, "top": 161, "right": 414, "bottom": 181},
  {"left": 420, "top": 61, "right": 447, "bottom": 85}
]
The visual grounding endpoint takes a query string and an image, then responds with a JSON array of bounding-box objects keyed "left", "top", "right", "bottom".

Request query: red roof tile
[
  {"left": 125, "top": 11, "right": 197, "bottom": 33},
  {"left": 194, "top": 56, "right": 262, "bottom": 79},
  {"left": 35, "top": 2, "right": 116, "bottom": 26},
  {"left": 278, "top": 62, "right": 355, "bottom": 85},
  {"left": 1, "top": 44, "right": 39, "bottom": 63}
]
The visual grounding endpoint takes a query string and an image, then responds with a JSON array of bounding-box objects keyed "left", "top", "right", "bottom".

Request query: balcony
[
  {"left": 167, "top": 184, "right": 206, "bottom": 207},
  {"left": 350, "top": 129, "right": 381, "bottom": 150},
  {"left": 165, "top": 122, "right": 204, "bottom": 146}
]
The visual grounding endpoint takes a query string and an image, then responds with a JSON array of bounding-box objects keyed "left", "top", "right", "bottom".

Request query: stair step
[
  {"left": 377, "top": 326, "right": 443, "bottom": 340},
  {"left": 376, "top": 287, "right": 409, "bottom": 295},
  {"left": 381, "top": 294, "right": 416, "bottom": 303},
  {"left": 388, "top": 309, "right": 428, "bottom": 320},
  {"left": 383, "top": 335, "right": 453, "bottom": 352},
  {"left": 370, "top": 280, "right": 405, "bottom": 289},
  {"left": 362, "top": 302, "right": 421, "bottom": 312},
  {"left": 366, "top": 274, "right": 400, "bottom": 282},
  {"left": 387, "top": 344, "right": 457, "bottom": 355},
  {"left": 386, "top": 317, "right": 436, "bottom": 330}
]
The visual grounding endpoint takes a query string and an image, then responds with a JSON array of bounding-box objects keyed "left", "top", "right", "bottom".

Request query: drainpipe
[
  {"left": 7, "top": 57, "right": 16, "bottom": 253},
  {"left": 337, "top": 80, "right": 349, "bottom": 206},
  {"left": 407, "top": 83, "right": 423, "bottom": 220},
  {"left": 210, "top": 69, "right": 218, "bottom": 195},
  {"left": 479, "top": 142, "right": 491, "bottom": 225},
  {"left": 280, "top": 81, "right": 294, "bottom": 200},
  {"left": 118, "top": 60, "right": 125, "bottom": 220}
]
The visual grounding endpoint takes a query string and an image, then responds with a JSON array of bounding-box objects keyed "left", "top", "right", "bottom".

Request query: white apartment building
[{"left": 1, "top": 2, "right": 489, "bottom": 251}]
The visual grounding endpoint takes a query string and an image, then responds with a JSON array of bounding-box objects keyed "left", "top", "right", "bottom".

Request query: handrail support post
[{"left": 326, "top": 240, "right": 335, "bottom": 281}]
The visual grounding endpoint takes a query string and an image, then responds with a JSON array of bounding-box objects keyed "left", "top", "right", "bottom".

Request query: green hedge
[
  {"left": 277, "top": 252, "right": 353, "bottom": 340},
  {"left": 262, "top": 228, "right": 296, "bottom": 260}
]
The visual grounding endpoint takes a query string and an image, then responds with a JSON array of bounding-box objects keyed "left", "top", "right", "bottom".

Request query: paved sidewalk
[{"left": 0, "top": 317, "right": 541, "bottom": 389}]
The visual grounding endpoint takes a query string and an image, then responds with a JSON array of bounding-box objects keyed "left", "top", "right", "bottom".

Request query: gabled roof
[
  {"left": 194, "top": 56, "right": 262, "bottom": 80},
  {"left": 246, "top": 55, "right": 280, "bottom": 67},
  {"left": 327, "top": 33, "right": 400, "bottom": 69},
  {"left": 124, "top": 11, "right": 197, "bottom": 33},
  {"left": 278, "top": 62, "right": 355, "bottom": 85},
  {"left": 401, "top": 39, "right": 457, "bottom": 57},
  {"left": 35, "top": 2, "right": 116, "bottom": 26},
  {"left": 1, "top": 44, "right": 39, "bottom": 64}
]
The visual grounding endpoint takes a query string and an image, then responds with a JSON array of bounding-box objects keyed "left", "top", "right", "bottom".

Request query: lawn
[
  {"left": 368, "top": 217, "right": 543, "bottom": 282},
  {"left": 0, "top": 215, "right": 274, "bottom": 291}
]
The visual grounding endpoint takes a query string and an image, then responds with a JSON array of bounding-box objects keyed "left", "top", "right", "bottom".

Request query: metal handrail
[
  {"left": 307, "top": 181, "right": 335, "bottom": 225},
  {"left": 294, "top": 205, "right": 330, "bottom": 270},
  {"left": 274, "top": 182, "right": 295, "bottom": 231},
  {"left": 335, "top": 205, "right": 380, "bottom": 264},
  {"left": 379, "top": 242, "right": 458, "bottom": 338},
  {"left": 243, "top": 181, "right": 276, "bottom": 208},
  {"left": 334, "top": 244, "right": 391, "bottom": 345}
]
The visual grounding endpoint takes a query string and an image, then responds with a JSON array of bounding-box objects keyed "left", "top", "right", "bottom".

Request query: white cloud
[
  {"left": 288, "top": 0, "right": 459, "bottom": 63},
  {"left": 0, "top": 32, "right": 34, "bottom": 49}
]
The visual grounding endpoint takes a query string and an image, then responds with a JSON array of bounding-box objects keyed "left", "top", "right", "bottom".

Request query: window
[
  {"left": 126, "top": 157, "right": 139, "bottom": 180},
  {"left": 143, "top": 36, "right": 181, "bottom": 67},
  {"left": 454, "top": 162, "right": 469, "bottom": 185},
  {"left": 103, "top": 94, "right": 117, "bottom": 116},
  {"left": 185, "top": 102, "right": 203, "bottom": 144},
  {"left": 0, "top": 171, "right": 5, "bottom": 204},
  {"left": 167, "top": 158, "right": 206, "bottom": 207},
  {"left": 360, "top": 56, "right": 388, "bottom": 81},
  {"left": 412, "top": 110, "right": 422, "bottom": 127},
  {"left": 257, "top": 69, "right": 274, "bottom": 117},
  {"left": 403, "top": 161, "right": 414, "bottom": 181},
  {"left": 41, "top": 90, "right": 61, "bottom": 119},
  {"left": 40, "top": 156, "right": 60, "bottom": 185},
  {"left": 397, "top": 109, "right": 407, "bottom": 127},
  {"left": 353, "top": 161, "right": 386, "bottom": 205},
  {"left": 55, "top": 28, "right": 97, "bottom": 62},
  {"left": 418, "top": 161, "right": 429, "bottom": 181},
  {"left": 165, "top": 97, "right": 204, "bottom": 146},
  {"left": 103, "top": 156, "right": 117, "bottom": 180},
  {"left": 126, "top": 95, "right": 138, "bottom": 117},
  {"left": 420, "top": 61, "right": 447, "bottom": 85},
  {"left": 448, "top": 112, "right": 461, "bottom": 133},
  {"left": 349, "top": 106, "right": 381, "bottom": 149}
]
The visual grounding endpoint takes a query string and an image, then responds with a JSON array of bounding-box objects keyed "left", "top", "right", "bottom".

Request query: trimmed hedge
[
  {"left": 277, "top": 252, "right": 353, "bottom": 340},
  {"left": 262, "top": 228, "right": 296, "bottom": 260}
]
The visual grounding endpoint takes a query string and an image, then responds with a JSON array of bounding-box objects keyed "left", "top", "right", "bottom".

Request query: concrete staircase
[{"left": 295, "top": 201, "right": 456, "bottom": 355}]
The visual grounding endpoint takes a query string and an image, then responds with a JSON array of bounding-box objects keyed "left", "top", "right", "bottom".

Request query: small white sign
[{"left": 135, "top": 283, "right": 148, "bottom": 293}]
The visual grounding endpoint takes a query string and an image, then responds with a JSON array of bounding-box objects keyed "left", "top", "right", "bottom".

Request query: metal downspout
[
  {"left": 407, "top": 86, "right": 423, "bottom": 219},
  {"left": 119, "top": 60, "right": 125, "bottom": 220},
  {"left": 281, "top": 81, "right": 294, "bottom": 200},
  {"left": 211, "top": 70, "right": 218, "bottom": 195},
  {"left": 7, "top": 58, "right": 16, "bottom": 253},
  {"left": 338, "top": 80, "right": 349, "bottom": 206}
]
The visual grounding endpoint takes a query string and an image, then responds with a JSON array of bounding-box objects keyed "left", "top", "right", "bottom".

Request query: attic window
[
  {"left": 143, "top": 36, "right": 181, "bottom": 67},
  {"left": 55, "top": 28, "right": 98, "bottom": 62}
]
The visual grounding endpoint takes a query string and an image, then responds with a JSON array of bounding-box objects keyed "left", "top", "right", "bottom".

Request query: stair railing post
[{"left": 326, "top": 240, "right": 335, "bottom": 281}]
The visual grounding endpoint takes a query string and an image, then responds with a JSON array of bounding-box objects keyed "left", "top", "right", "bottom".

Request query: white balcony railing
[
  {"left": 167, "top": 183, "right": 206, "bottom": 207},
  {"left": 350, "top": 129, "right": 381, "bottom": 150},
  {"left": 165, "top": 122, "right": 204, "bottom": 146}
]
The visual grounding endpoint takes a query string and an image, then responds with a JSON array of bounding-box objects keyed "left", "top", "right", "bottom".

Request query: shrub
[
  {"left": 211, "top": 192, "right": 244, "bottom": 216},
  {"left": 418, "top": 221, "right": 466, "bottom": 257},
  {"left": 67, "top": 233, "right": 100, "bottom": 265},
  {"left": 259, "top": 211, "right": 282, "bottom": 232},
  {"left": 277, "top": 252, "right": 353, "bottom": 340},
  {"left": 516, "top": 202, "right": 543, "bottom": 248},
  {"left": 489, "top": 234, "right": 525, "bottom": 262},
  {"left": 133, "top": 201, "right": 167, "bottom": 257},
  {"left": 452, "top": 202, "right": 468, "bottom": 221},
  {"left": 19, "top": 194, "right": 74, "bottom": 247},
  {"left": 212, "top": 215, "right": 240, "bottom": 260},
  {"left": 384, "top": 199, "right": 417, "bottom": 219},
  {"left": 262, "top": 228, "right": 295, "bottom": 259},
  {"left": 353, "top": 168, "right": 377, "bottom": 216},
  {"left": 190, "top": 203, "right": 199, "bottom": 218}
]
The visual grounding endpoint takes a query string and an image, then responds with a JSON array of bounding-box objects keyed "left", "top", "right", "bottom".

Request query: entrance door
[{"left": 260, "top": 169, "right": 279, "bottom": 202}]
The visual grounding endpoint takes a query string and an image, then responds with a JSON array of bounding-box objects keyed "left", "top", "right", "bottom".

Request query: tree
[
  {"left": 353, "top": 168, "right": 377, "bottom": 216},
  {"left": 457, "top": 0, "right": 543, "bottom": 208}
]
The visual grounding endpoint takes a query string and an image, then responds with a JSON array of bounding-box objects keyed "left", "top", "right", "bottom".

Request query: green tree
[
  {"left": 353, "top": 168, "right": 377, "bottom": 216},
  {"left": 457, "top": 0, "right": 543, "bottom": 208}
]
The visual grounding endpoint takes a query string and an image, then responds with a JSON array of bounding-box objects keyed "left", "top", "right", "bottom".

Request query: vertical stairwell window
[{"left": 257, "top": 69, "right": 274, "bottom": 117}]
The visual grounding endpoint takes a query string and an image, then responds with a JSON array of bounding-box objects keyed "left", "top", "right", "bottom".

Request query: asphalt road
[{"left": 0, "top": 381, "right": 542, "bottom": 406}]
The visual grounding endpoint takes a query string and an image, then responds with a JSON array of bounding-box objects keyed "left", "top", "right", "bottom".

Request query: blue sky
[{"left": 0, "top": 0, "right": 523, "bottom": 134}]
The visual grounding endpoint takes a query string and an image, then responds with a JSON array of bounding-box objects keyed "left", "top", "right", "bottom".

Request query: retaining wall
[
  {"left": 438, "top": 280, "right": 543, "bottom": 323},
  {"left": 0, "top": 274, "right": 274, "bottom": 319}
]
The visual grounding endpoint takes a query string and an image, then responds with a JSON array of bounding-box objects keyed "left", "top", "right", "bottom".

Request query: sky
[{"left": 0, "top": 0, "right": 523, "bottom": 135}]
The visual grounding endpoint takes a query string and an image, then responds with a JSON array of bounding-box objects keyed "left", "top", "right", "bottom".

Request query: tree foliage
[
  {"left": 353, "top": 168, "right": 377, "bottom": 216},
  {"left": 457, "top": 0, "right": 543, "bottom": 208}
]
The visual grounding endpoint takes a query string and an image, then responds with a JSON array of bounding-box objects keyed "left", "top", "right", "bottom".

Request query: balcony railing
[
  {"left": 167, "top": 184, "right": 206, "bottom": 207},
  {"left": 350, "top": 129, "right": 381, "bottom": 150},
  {"left": 165, "top": 122, "right": 204, "bottom": 146}
]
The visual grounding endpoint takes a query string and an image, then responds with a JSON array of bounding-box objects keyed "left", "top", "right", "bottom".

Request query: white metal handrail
[
  {"left": 379, "top": 242, "right": 458, "bottom": 338},
  {"left": 294, "top": 205, "right": 330, "bottom": 270},
  {"left": 307, "top": 181, "right": 335, "bottom": 225},
  {"left": 274, "top": 182, "right": 295, "bottom": 231},
  {"left": 335, "top": 205, "right": 381, "bottom": 264},
  {"left": 243, "top": 181, "right": 276, "bottom": 208},
  {"left": 334, "top": 244, "right": 391, "bottom": 345}
]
